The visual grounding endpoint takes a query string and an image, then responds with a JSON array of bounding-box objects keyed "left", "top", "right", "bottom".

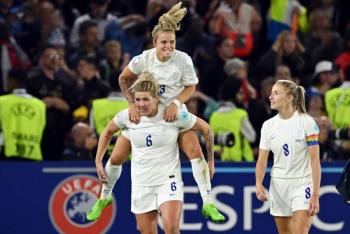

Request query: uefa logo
[{"left": 49, "top": 175, "right": 116, "bottom": 234}]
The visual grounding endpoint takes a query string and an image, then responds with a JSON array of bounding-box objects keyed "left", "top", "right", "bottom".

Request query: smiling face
[
  {"left": 154, "top": 31, "right": 176, "bottom": 62},
  {"left": 134, "top": 91, "right": 158, "bottom": 116},
  {"left": 269, "top": 84, "right": 292, "bottom": 111}
]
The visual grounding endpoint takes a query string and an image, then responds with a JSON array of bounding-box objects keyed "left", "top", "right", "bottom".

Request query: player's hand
[
  {"left": 96, "top": 161, "right": 107, "bottom": 183},
  {"left": 128, "top": 103, "right": 140, "bottom": 124},
  {"left": 208, "top": 159, "right": 215, "bottom": 179},
  {"left": 256, "top": 184, "right": 268, "bottom": 201},
  {"left": 308, "top": 194, "right": 320, "bottom": 216},
  {"left": 164, "top": 103, "right": 178, "bottom": 122}
]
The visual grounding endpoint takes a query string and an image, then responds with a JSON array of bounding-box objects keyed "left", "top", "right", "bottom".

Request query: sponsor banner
[{"left": 0, "top": 161, "right": 349, "bottom": 234}]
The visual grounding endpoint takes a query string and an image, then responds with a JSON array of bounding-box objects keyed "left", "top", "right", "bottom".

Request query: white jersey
[
  {"left": 259, "top": 111, "right": 319, "bottom": 179},
  {"left": 114, "top": 105, "right": 197, "bottom": 186},
  {"left": 128, "top": 48, "right": 198, "bottom": 105}
]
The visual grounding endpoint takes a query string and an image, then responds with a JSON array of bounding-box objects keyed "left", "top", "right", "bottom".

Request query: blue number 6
[{"left": 146, "top": 135, "right": 152, "bottom": 146}]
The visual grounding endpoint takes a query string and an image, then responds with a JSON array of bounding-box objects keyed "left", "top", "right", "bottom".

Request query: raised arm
[{"left": 118, "top": 66, "right": 140, "bottom": 123}]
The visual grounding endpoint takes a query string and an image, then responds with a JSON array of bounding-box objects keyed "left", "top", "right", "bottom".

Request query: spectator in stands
[
  {"left": 0, "top": 69, "right": 46, "bottom": 161},
  {"left": 258, "top": 30, "right": 305, "bottom": 80},
  {"left": 223, "top": 58, "right": 257, "bottom": 108},
  {"left": 303, "top": 8, "right": 343, "bottom": 72},
  {"left": 325, "top": 64, "right": 350, "bottom": 156},
  {"left": 208, "top": 0, "right": 262, "bottom": 58},
  {"left": 274, "top": 64, "right": 296, "bottom": 82},
  {"left": 98, "top": 40, "right": 130, "bottom": 86},
  {"left": 68, "top": 20, "right": 104, "bottom": 69},
  {"left": 63, "top": 122, "right": 97, "bottom": 160},
  {"left": 210, "top": 78, "right": 256, "bottom": 162},
  {"left": 307, "top": 60, "right": 338, "bottom": 98},
  {"left": 335, "top": 29, "right": 350, "bottom": 77},
  {"left": 74, "top": 57, "right": 110, "bottom": 121},
  {"left": 195, "top": 36, "right": 234, "bottom": 100},
  {"left": 27, "top": 46, "right": 74, "bottom": 160}
]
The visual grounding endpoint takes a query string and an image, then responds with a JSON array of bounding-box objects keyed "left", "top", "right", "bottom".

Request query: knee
[
  {"left": 163, "top": 223, "right": 180, "bottom": 234},
  {"left": 109, "top": 152, "right": 127, "bottom": 165},
  {"left": 182, "top": 142, "right": 203, "bottom": 158}
]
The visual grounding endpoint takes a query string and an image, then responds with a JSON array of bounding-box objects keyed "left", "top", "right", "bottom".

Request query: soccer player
[
  {"left": 88, "top": 73, "right": 217, "bottom": 233},
  {"left": 88, "top": 2, "right": 224, "bottom": 223},
  {"left": 255, "top": 80, "right": 321, "bottom": 234}
]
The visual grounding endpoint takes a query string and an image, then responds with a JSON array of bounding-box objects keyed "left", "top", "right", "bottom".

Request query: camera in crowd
[
  {"left": 328, "top": 128, "right": 350, "bottom": 140},
  {"left": 214, "top": 132, "right": 235, "bottom": 148}
]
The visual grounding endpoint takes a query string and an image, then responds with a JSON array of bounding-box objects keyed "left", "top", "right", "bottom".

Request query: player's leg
[
  {"left": 87, "top": 135, "right": 131, "bottom": 221},
  {"left": 178, "top": 130, "right": 225, "bottom": 222},
  {"left": 159, "top": 201, "right": 182, "bottom": 234},
  {"left": 292, "top": 211, "right": 313, "bottom": 234},
  {"left": 274, "top": 216, "right": 292, "bottom": 234},
  {"left": 135, "top": 211, "right": 159, "bottom": 234}
]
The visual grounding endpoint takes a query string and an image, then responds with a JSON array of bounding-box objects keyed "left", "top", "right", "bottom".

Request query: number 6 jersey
[{"left": 114, "top": 105, "right": 196, "bottom": 186}]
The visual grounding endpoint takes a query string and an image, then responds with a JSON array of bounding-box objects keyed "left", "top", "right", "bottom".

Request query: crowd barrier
[{"left": 0, "top": 161, "right": 348, "bottom": 234}]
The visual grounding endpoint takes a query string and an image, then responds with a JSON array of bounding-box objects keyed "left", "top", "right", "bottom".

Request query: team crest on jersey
[
  {"left": 49, "top": 175, "right": 116, "bottom": 234},
  {"left": 179, "top": 111, "right": 189, "bottom": 121}
]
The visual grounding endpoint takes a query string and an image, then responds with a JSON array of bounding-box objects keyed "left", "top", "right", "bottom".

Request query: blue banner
[{"left": 0, "top": 161, "right": 348, "bottom": 233}]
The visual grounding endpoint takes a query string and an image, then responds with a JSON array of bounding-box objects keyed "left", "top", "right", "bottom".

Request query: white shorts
[
  {"left": 269, "top": 177, "right": 313, "bottom": 217},
  {"left": 131, "top": 177, "right": 184, "bottom": 214}
]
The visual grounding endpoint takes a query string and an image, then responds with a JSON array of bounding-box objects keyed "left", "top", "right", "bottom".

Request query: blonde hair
[
  {"left": 275, "top": 80, "right": 306, "bottom": 113},
  {"left": 131, "top": 72, "right": 159, "bottom": 97},
  {"left": 151, "top": 2, "right": 187, "bottom": 39}
]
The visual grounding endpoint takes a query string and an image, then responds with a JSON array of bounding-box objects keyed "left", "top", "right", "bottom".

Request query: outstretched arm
[{"left": 95, "top": 120, "right": 120, "bottom": 182}]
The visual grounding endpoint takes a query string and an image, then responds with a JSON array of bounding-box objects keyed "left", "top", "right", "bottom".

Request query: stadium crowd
[{"left": 0, "top": 0, "right": 350, "bottom": 161}]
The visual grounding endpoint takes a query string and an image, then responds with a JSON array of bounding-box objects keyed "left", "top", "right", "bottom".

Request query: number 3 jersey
[
  {"left": 114, "top": 105, "right": 197, "bottom": 186},
  {"left": 259, "top": 111, "right": 319, "bottom": 179},
  {"left": 128, "top": 48, "right": 198, "bottom": 105}
]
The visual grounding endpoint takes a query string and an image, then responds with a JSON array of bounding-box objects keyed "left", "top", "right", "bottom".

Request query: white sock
[
  {"left": 190, "top": 157, "right": 213, "bottom": 205},
  {"left": 100, "top": 160, "right": 122, "bottom": 199}
]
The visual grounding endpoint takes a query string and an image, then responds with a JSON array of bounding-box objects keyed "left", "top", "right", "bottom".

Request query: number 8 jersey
[
  {"left": 114, "top": 105, "right": 197, "bottom": 186},
  {"left": 259, "top": 111, "right": 319, "bottom": 179}
]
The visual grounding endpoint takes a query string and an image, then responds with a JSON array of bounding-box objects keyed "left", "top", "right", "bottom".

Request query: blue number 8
[
  {"left": 171, "top": 182, "right": 177, "bottom": 191},
  {"left": 159, "top": 85, "right": 165, "bottom": 95},
  {"left": 283, "top": 144, "right": 289, "bottom": 156},
  {"left": 146, "top": 135, "right": 152, "bottom": 146}
]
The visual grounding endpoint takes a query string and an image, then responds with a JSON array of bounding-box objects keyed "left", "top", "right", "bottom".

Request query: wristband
[{"left": 172, "top": 99, "right": 181, "bottom": 108}]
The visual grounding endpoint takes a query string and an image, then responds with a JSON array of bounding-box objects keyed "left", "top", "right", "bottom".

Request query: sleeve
[
  {"left": 259, "top": 121, "right": 270, "bottom": 150},
  {"left": 304, "top": 116, "right": 320, "bottom": 146},
  {"left": 128, "top": 53, "right": 145, "bottom": 75},
  {"left": 113, "top": 109, "right": 129, "bottom": 129},
  {"left": 175, "top": 111, "right": 197, "bottom": 130},
  {"left": 181, "top": 54, "right": 199, "bottom": 86}
]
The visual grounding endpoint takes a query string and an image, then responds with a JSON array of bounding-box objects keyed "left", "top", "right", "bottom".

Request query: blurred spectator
[
  {"left": 303, "top": 8, "right": 343, "bottom": 72},
  {"left": 335, "top": 29, "right": 350, "bottom": 76},
  {"left": 195, "top": 36, "right": 233, "bottom": 100},
  {"left": 267, "top": 0, "right": 308, "bottom": 42},
  {"left": 63, "top": 122, "right": 97, "bottom": 160},
  {"left": 0, "top": 22, "right": 32, "bottom": 93},
  {"left": 325, "top": 64, "right": 350, "bottom": 156},
  {"left": 99, "top": 40, "right": 130, "bottom": 86},
  {"left": 209, "top": 0, "right": 262, "bottom": 58},
  {"left": 38, "top": 1, "right": 65, "bottom": 48},
  {"left": 273, "top": 64, "right": 299, "bottom": 84},
  {"left": 307, "top": 60, "right": 338, "bottom": 98},
  {"left": 209, "top": 78, "right": 256, "bottom": 162},
  {"left": 67, "top": 20, "right": 104, "bottom": 69},
  {"left": 258, "top": 30, "right": 305, "bottom": 80},
  {"left": 314, "top": 115, "right": 339, "bottom": 161},
  {"left": 27, "top": 46, "right": 74, "bottom": 160},
  {"left": 307, "top": 94, "right": 326, "bottom": 118},
  {"left": 74, "top": 57, "right": 110, "bottom": 121},
  {"left": 223, "top": 58, "right": 257, "bottom": 107},
  {"left": 0, "top": 69, "right": 46, "bottom": 161}
]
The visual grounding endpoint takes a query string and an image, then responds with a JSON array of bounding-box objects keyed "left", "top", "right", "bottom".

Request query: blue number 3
[
  {"left": 283, "top": 144, "right": 289, "bottom": 156},
  {"left": 146, "top": 135, "right": 152, "bottom": 146}
]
